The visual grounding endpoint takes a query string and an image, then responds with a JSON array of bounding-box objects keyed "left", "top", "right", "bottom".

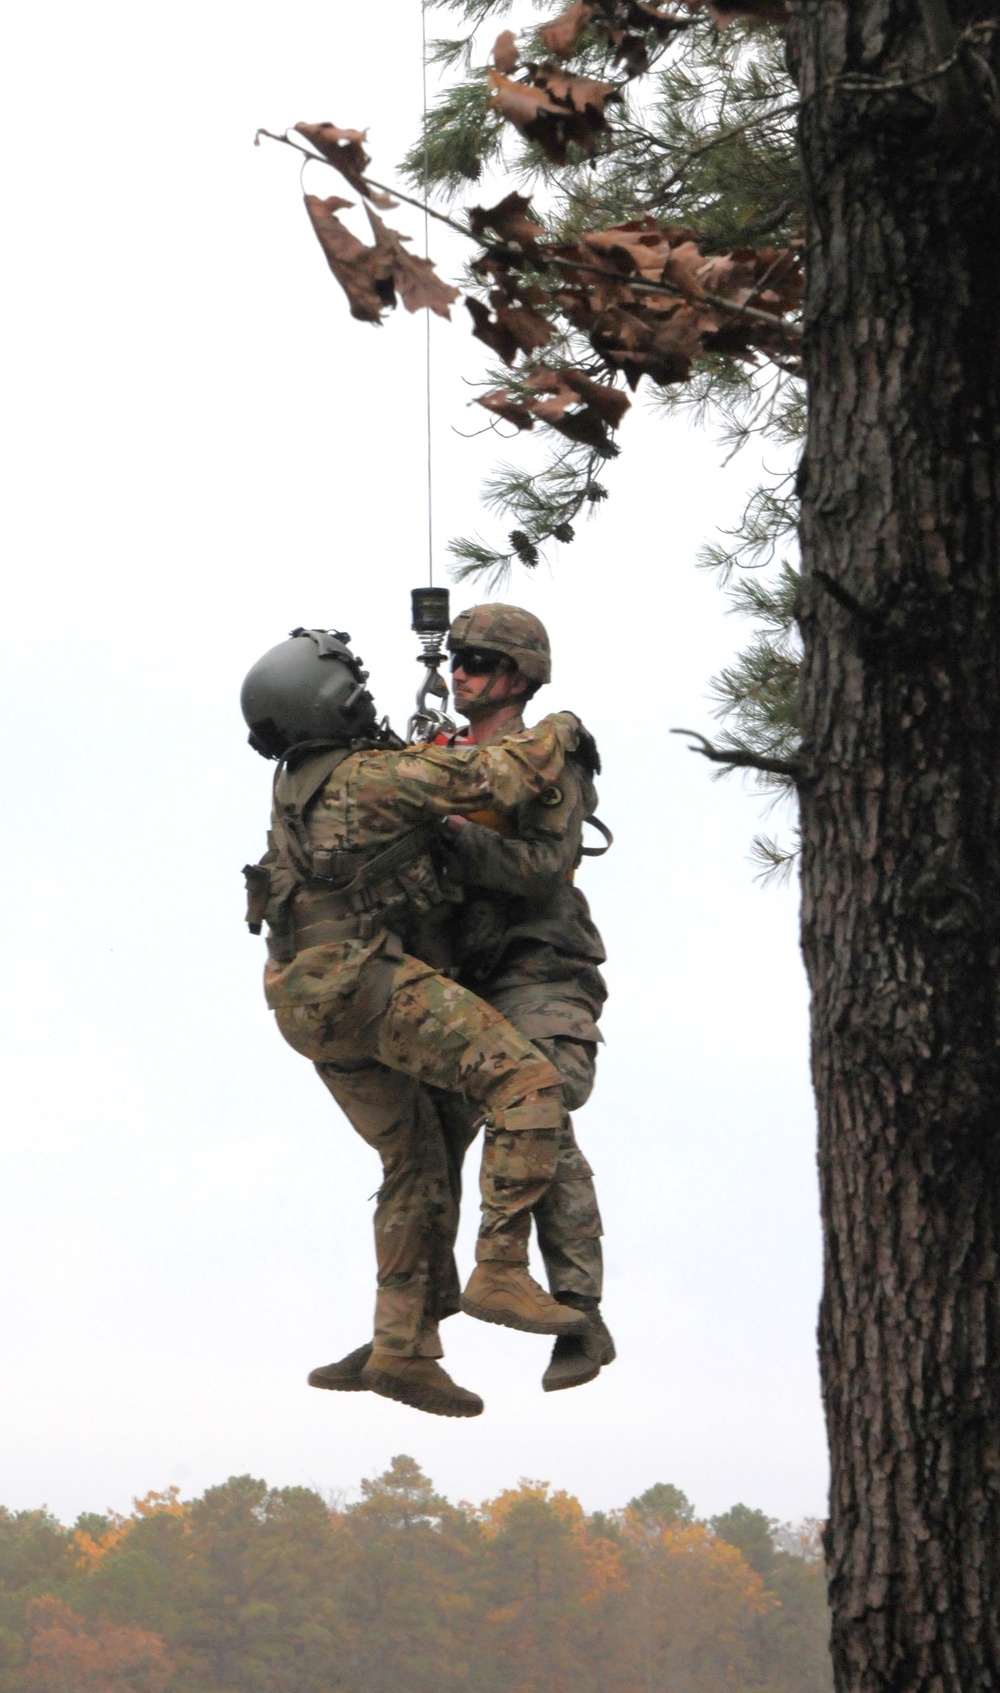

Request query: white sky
[{"left": 0, "top": 0, "right": 825, "bottom": 1527}]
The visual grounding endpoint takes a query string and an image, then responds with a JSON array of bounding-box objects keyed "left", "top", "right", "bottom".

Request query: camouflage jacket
[
  {"left": 439, "top": 712, "right": 608, "bottom": 1036},
  {"left": 254, "top": 712, "right": 583, "bottom": 1014}
]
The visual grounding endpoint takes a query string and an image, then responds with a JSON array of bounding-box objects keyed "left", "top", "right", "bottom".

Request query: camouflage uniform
[
  {"left": 253, "top": 715, "right": 585, "bottom": 1358},
  {"left": 438, "top": 710, "right": 607, "bottom": 1306}
]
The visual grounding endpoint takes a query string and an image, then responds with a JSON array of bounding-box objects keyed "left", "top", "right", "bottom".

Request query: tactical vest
[{"left": 243, "top": 745, "right": 441, "bottom": 962}]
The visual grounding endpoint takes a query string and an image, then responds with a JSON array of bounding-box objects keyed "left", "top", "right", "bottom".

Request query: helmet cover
[{"left": 447, "top": 603, "right": 551, "bottom": 685}]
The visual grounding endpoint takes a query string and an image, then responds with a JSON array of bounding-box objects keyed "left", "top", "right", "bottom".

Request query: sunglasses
[{"left": 450, "top": 648, "right": 510, "bottom": 676}]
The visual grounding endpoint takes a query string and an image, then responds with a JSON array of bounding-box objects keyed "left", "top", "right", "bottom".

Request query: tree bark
[{"left": 792, "top": 2, "right": 1000, "bottom": 1687}]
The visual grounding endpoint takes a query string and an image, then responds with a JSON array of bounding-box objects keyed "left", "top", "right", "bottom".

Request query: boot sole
[
  {"left": 308, "top": 1346, "right": 374, "bottom": 1391},
  {"left": 308, "top": 1373, "right": 369, "bottom": 1392},
  {"left": 542, "top": 1341, "right": 616, "bottom": 1394},
  {"left": 542, "top": 1360, "right": 602, "bottom": 1392},
  {"left": 361, "top": 1365, "right": 483, "bottom": 1418},
  {"left": 460, "top": 1293, "right": 587, "bottom": 1337}
]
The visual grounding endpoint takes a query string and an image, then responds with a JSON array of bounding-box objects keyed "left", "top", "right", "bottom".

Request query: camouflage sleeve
[
  {"left": 445, "top": 766, "right": 585, "bottom": 896},
  {"left": 372, "top": 712, "right": 582, "bottom": 823}
]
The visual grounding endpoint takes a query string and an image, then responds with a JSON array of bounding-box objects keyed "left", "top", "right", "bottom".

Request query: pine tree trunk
[{"left": 792, "top": 2, "right": 1000, "bottom": 1687}]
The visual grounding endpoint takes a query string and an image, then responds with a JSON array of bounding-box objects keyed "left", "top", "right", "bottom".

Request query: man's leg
[
  {"left": 274, "top": 951, "right": 587, "bottom": 1345},
  {"left": 428, "top": 1089, "right": 482, "bottom": 1321},
  {"left": 526, "top": 1035, "right": 615, "bottom": 1392},
  {"left": 375, "top": 964, "right": 574, "bottom": 1288},
  {"left": 530, "top": 1036, "right": 604, "bottom": 1307},
  {"left": 312, "top": 1056, "right": 454, "bottom": 1360}
]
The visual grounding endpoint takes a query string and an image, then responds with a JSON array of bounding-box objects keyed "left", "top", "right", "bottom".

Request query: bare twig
[
  {"left": 256, "top": 125, "right": 802, "bottom": 343},
  {"left": 671, "top": 727, "right": 803, "bottom": 778},
  {"left": 815, "top": 17, "right": 999, "bottom": 101}
]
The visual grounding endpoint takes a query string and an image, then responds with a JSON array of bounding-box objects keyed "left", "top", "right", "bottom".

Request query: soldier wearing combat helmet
[
  {"left": 437, "top": 602, "right": 614, "bottom": 1392},
  {"left": 446, "top": 602, "right": 552, "bottom": 690}
]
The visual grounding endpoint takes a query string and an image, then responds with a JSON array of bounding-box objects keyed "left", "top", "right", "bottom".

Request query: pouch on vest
[{"left": 242, "top": 863, "right": 273, "bottom": 935}]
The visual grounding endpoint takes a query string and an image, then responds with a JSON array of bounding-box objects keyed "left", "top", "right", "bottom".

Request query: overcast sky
[{"left": 1, "top": 0, "right": 825, "bottom": 1527}]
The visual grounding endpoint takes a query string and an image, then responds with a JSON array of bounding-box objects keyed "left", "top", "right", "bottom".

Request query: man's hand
[{"left": 443, "top": 814, "right": 471, "bottom": 834}]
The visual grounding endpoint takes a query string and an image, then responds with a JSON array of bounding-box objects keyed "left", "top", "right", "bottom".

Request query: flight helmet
[{"left": 240, "top": 627, "right": 378, "bottom": 759}]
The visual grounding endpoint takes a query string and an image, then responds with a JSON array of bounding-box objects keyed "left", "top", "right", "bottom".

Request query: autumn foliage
[
  {"left": 22, "top": 1598, "right": 171, "bottom": 1693},
  {"left": 0, "top": 1459, "right": 830, "bottom": 1693}
]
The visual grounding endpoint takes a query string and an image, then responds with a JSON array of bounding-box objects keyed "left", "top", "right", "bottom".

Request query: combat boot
[
  {"left": 461, "top": 1264, "right": 588, "bottom": 1336},
  {"left": 307, "top": 1343, "right": 372, "bottom": 1391},
  {"left": 359, "top": 1351, "right": 484, "bottom": 1418},
  {"left": 542, "top": 1309, "right": 616, "bottom": 1392}
]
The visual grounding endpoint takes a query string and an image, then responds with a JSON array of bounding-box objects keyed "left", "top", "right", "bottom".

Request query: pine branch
[
  {"left": 449, "top": 443, "right": 609, "bottom": 582},
  {"left": 750, "top": 830, "right": 800, "bottom": 885}
]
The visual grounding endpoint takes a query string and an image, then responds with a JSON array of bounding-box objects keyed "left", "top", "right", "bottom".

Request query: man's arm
[
  {"left": 365, "top": 713, "right": 582, "bottom": 824},
  {"left": 442, "top": 770, "right": 586, "bottom": 897}
]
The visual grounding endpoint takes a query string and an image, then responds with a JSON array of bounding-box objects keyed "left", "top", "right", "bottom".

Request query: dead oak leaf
[
  {"left": 487, "top": 67, "right": 618, "bottom": 163},
  {"left": 563, "top": 368, "right": 630, "bottom": 426},
  {"left": 303, "top": 194, "right": 391, "bottom": 323},
  {"left": 493, "top": 29, "right": 520, "bottom": 71},
  {"left": 531, "top": 68, "right": 619, "bottom": 118},
  {"left": 466, "top": 296, "right": 520, "bottom": 365},
  {"left": 468, "top": 192, "right": 545, "bottom": 252},
  {"left": 476, "top": 390, "right": 536, "bottom": 429},
  {"left": 590, "top": 300, "right": 714, "bottom": 386},
  {"left": 538, "top": 1, "right": 594, "bottom": 57},
  {"left": 662, "top": 239, "right": 711, "bottom": 297},
  {"left": 580, "top": 222, "right": 675, "bottom": 283},
  {"left": 487, "top": 69, "right": 561, "bottom": 130},
  {"left": 365, "top": 208, "right": 459, "bottom": 318},
  {"left": 622, "top": 0, "right": 690, "bottom": 33},
  {"left": 496, "top": 300, "right": 553, "bottom": 350},
  {"left": 294, "top": 122, "right": 371, "bottom": 194},
  {"left": 523, "top": 365, "right": 627, "bottom": 449},
  {"left": 465, "top": 293, "right": 552, "bottom": 360}
]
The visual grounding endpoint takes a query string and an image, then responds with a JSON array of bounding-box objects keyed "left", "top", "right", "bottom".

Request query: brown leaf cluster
[
  {"left": 479, "top": 366, "right": 631, "bottom": 452},
  {"left": 464, "top": 192, "right": 800, "bottom": 446},
  {"left": 487, "top": 65, "right": 620, "bottom": 163},
  {"left": 527, "top": 0, "right": 785, "bottom": 83},
  {"left": 468, "top": 194, "right": 801, "bottom": 387},
  {"left": 295, "top": 121, "right": 459, "bottom": 324},
  {"left": 304, "top": 195, "right": 458, "bottom": 323},
  {"left": 554, "top": 219, "right": 802, "bottom": 384},
  {"left": 531, "top": 0, "right": 690, "bottom": 77}
]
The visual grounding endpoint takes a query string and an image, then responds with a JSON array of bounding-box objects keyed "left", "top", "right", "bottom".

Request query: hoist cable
[{"left": 421, "top": 0, "right": 434, "bottom": 588}]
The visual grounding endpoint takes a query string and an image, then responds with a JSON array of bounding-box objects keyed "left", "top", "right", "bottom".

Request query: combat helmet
[
  {"left": 241, "top": 627, "right": 378, "bottom": 759},
  {"left": 447, "top": 603, "right": 551, "bottom": 686}
]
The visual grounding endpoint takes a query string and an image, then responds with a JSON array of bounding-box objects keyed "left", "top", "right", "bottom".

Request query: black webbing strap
[{"left": 580, "top": 815, "right": 614, "bottom": 857}]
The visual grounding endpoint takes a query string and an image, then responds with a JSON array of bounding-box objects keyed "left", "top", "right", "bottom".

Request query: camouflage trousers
[{"left": 271, "top": 947, "right": 564, "bottom": 1356}]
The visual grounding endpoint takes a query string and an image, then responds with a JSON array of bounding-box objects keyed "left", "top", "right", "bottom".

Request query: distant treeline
[{"left": 0, "top": 1456, "right": 831, "bottom": 1692}]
